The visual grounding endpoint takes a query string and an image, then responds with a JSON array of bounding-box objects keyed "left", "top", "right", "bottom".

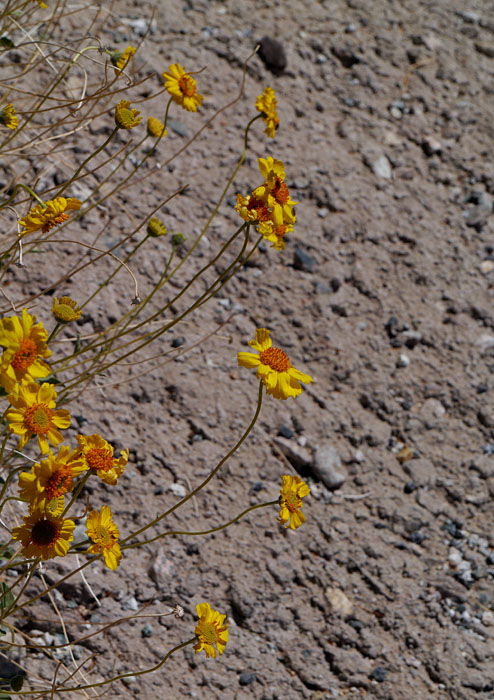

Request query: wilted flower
[
  {"left": 18, "top": 445, "right": 87, "bottom": 509},
  {"left": 111, "top": 46, "right": 136, "bottom": 76},
  {"left": 238, "top": 328, "right": 313, "bottom": 400},
  {"left": 147, "top": 116, "right": 167, "bottom": 139},
  {"left": 0, "top": 103, "right": 18, "bottom": 129},
  {"left": 115, "top": 100, "right": 142, "bottom": 129},
  {"left": 163, "top": 63, "right": 203, "bottom": 112},
  {"left": 19, "top": 197, "right": 81, "bottom": 236},
  {"left": 147, "top": 217, "right": 167, "bottom": 238},
  {"left": 255, "top": 87, "right": 279, "bottom": 138},
  {"left": 52, "top": 296, "right": 82, "bottom": 324}
]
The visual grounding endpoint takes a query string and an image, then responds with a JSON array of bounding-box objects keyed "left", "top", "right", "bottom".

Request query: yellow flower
[
  {"left": 111, "top": 46, "right": 136, "bottom": 76},
  {"left": 255, "top": 87, "right": 279, "bottom": 138},
  {"left": 77, "top": 433, "right": 128, "bottom": 485},
  {"left": 257, "top": 219, "right": 294, "bottom": 251},
  {"left": 12, "top": 510, "right": 74, "bottom": 560},
  {"left": 19, "top": 197, "right": 81, "bottom": 236},
  {"left": 33, "top": 0, "right": 48, "bottom": 7},
  {"left": 235, "top": 193, "right": 271, "bottom": 224},
  {"left": 115, "top": 100, "right": 142, "bottom": 129},
  {"left": 147, "top": 217, "right": 167, "bottom": 237},
  {"left": 52, "top": 296, "right": 82, "bottom": 324},
  {"left": 86, "top": 506, "right": 122, "bottom": 570},
  {"left": 238, "top": 328, "right": 313, "bottom": 400},
  {"left": 6, "top": 382, "right": 71, "bottom": 454},
  {"left": 194, "top": 603, "right": 229, "bottom": 659},
  {"left": 30, "top": 495, "right": 65, "bottom": 517},
  {"left": 18, "top": 446, "right": 87, "bottom": 509},
  {"left": 0, "top": 308, "right": 51, "bottom": 393},
  {"left": 147, "top": 117, "right": 167, "bottom": 139},
  {"left": 162, "top": 63, "right": 203, "bottom": 112},
  {"left": 278, "top": 474, "right": 310, "bottom": 530},
  {"left": 253, "top": 156, "right": 297, "bottom": 225},
  {"left": 0, "top": 104, "right": 18, "bottom": 129}
]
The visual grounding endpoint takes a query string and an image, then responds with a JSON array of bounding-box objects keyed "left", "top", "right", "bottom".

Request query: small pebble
[
  {"left": 141, "top": 624, "right": 154, "bottom": 638},
  {"left": 397, "top": 353, "right": 410, "bottom": 368},
  {"left": 371, "top": 155, "right": 392, "bottom": 179},
  {"left": 239, "top": 671, "right": 256, "bottom": 686},
  {"left": 480, "top": 260, "right": 494, "bottom": 274},
  {"left": 171, "top": 336, "right": 185, "bottom": 348},
  {"left": 293, "top": 247, "right": 315, "bottom": 272},
  {"left": 370, "top": 667, "right": 388, "bottom": 683},
  {"left": 169, "top": 483, "right": 187, "bottom": 498}
]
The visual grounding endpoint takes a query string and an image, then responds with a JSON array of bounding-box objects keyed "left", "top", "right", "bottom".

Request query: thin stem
[
  {"left": 121, "top": 381, "right": 264, "bottom": 546},
  {"left": 57, "top": 126, "right": 119, "bottom": 196},
  {"left": 123, "top": 500, "right": 278, "bottom": 550}
]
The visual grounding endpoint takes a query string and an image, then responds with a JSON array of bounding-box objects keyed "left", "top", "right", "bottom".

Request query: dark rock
[
  {"left": 370, "top": 666, "right": 388, "bottom": 682},
  {"left": 171, "top": 336, "right": 185, "bottom": 348},
  {"left": 239, "top": 672, "right": 256, "bottom": 686},
  {"left": 404, "top": 480, "right": 416, "bottom": 494},
  {"left": 330, "top": 277, "right": 341, "bottom": 292},
  {"left": 257, "top": 36, "right": 287, "bottom": 74},
  {"left": 331, "top": 43, "right": 360, "bottom": 67},
  {"left": 278, "top": 425, "right": 294, "bottom": 439},
  {"left": 293, "top": 247, "right": 315, "bottom": 272}
]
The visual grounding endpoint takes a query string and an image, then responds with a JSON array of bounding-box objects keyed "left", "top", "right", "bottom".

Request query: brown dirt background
[{"left": 3, "top": 0, "right": 494, "bottom": 698}]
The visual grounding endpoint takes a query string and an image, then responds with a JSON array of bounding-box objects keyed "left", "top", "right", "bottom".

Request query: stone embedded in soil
[
  {"left": 257, "top": 36, "right": 287, "bottom": 73},
  {"left": 293, "top": 247, "right": 315, "bottom": 272},
  {"left": 311, "top": 443, "right": 347, "bottom": 490},
  {"left": 325, "top": 587, "right": 353, "bottom": 616}
]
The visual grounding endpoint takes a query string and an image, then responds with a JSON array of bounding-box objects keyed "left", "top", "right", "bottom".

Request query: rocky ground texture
[{"left": 3, "top": 0, "right": 494, "bottom": 698}]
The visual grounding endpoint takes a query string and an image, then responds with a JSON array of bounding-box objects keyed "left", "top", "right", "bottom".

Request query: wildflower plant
[{"left": 0, "top": 2, "right": 315, "bottom": 696}]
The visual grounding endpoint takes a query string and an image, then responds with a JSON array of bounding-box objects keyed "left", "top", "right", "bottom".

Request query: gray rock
[
  {"left": 293, "top": 247, "right": 315, "bottom": 272},
  {"left": 312, "top": 443, "right": 347, "bottom": 490},
  {"left": 475, "top": 43, "right": 494, "bottom": 58},
  {"left": 370, "top": 155, "right": 392, "bottom": 179},
  {"left": 465, "top": 191, "right": 493, "bottom": 227},
  {"left": 147, "top": 549, "right": 175, "bottom": 590}
]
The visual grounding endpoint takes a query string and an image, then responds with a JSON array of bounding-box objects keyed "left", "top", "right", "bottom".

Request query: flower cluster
[
  {"left": 19, "top": 197, "right": 81, "bottom": 236},
  {"left": 236, "top": 156, "right": 297, "bottom": 251}
]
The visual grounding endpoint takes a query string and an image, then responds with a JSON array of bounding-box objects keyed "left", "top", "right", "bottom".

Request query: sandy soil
[{"left": 3, "top": 0, "right": 494, "bottom": 698}]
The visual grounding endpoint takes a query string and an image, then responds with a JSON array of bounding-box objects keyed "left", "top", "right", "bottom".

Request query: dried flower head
[
  {"left": 115, "top": 100, "right": 142, "bottom": 129},
  {"left": 12, "top": 510, "right": 75, "bottom": 560},
  {"left": 163, "top": 63, "right": 203, "bottom": 112},
  {"left": 77, "top": 433, "right": 128, "bottom": 485},
  {"left": 147, "top": 116, "right": 167, "bottom": 139},
  {"left": 255, "top": 87, "right": 279, "bottom": 138},
  {"left": 6, "top": 381, "right": 71, "bottom": 454},
  {"left": 0, "top": 308, "right": 51, "bottom": 392},
  {"left": 238, "top": 328, "right": 313, "bottom": 400},
  {"left": 171, "top": 233, "right": 185, "bottom": 247},
  {"left": 194, "top": 603, "right": 229, "bottom": 659},
  {"left": 147, "top": 217, "right": 167, "bottom": 238},
  {"left": 278, "top": 474, "right": 310, "bottom": 530},
  {"left": 52, "top": 296, "right": 82, "bottom": 324},
  {"left": 86, "top": 506, "right": 122, "bottom": 570},
  {"left": 0, "top": 103, "right": 18, "bottom": 129},
  {"left": 111, "top": 46, "right": 136, "bottom": 75},
  {"left": 19, "top": 197, "right": 81, "bottom": 236}
]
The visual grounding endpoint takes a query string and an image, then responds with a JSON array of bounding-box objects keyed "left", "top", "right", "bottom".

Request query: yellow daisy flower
[
  {"left": 235, "top": 193, "right": 271, "bottom": 224},
  {"left": 257, "top": 219, "right": 294, "bottom": 251},
  {"left": 0, "top": 308, "right": 51, "bottom": 393},
  {"left": 19, "top": 197, "right": 81, "bottom": 236},
  {"left": 6, "top": 381, "right": 71, "bottom": 454},
  {"left": 194, "top": 603, "right": 229, "bottom": 659},
  {"left": 86, "top": 506, "right": 122, "bottom": 570},
  {"left": 255, "top": 87, "right": 279, "bottom": 138},
  {"left": 12, "top": 509, "right": 75, "bottom": 560},
  {"left": 0, "top": 104, "right": 18, "bottom": 130},
  {"left": 253, "top": 156, "right": 297, "bottom": 225},
  {"left": 18, "top": 446, "right": 87, "bottom": 509},
  {"left": 52, "top": 296, "right": 82, "bottom": 324},
  {"left": 278, "top": 474, "right": 310, "bottom": 530},
  {"left": 147, "top": 217, "right": 167, "bottom": 237},
  {"left": 77, "top": 433, "right": 128, "bottom": 485},
  {"left": 162, "top": 63, "right": 203, "bottom": 112},
  {"left": 147, "top": 116, "right": 167, "bottom": 139},
  {"left": 30, "top": 495, "right": 65, "bottom": 517},
  {"left": 115, "top": 100, "right": 142, "bottom": 129},
  {"left": 238, "top": 328, "right": 313, "bottom": 400},
  {"left": 111, "top": 46, "right": 136, "bottom": 76}
]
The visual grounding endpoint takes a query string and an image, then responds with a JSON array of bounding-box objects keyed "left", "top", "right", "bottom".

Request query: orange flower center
[
  {"left": 178, "top": 74, "right": 196, "bottom": 97},
  {"left": 31, "top": 517, "right": 59, "bottom": 546},
  {"left": 42, "top": 213, "right": 69, "bottom": 234},
  {"left": 11, "top": 338, "right": 38, "bottom": 372},
  {"left": 86, "top": 446, "right": 114, "bottom": 472},
  {"left": 248, "top": 197, "right": 270, "bottom": 222},
  {"left": 274, "top": 223, "right": 287, "bottom": 238},
  {"left": 24, "top": 403, "right": 54, "bottom": 435},
  {"left": 45, "top": 465, "right": 73, "bottom": 500},
  {"left": 259, "top": 346, "right": 291, "bottom": 372},
  {"left": 272, "top": 178, "right": 290, "bottom": 205},
  {"left": 283, "top": 490, "right": 300, "bottom": 513}
]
